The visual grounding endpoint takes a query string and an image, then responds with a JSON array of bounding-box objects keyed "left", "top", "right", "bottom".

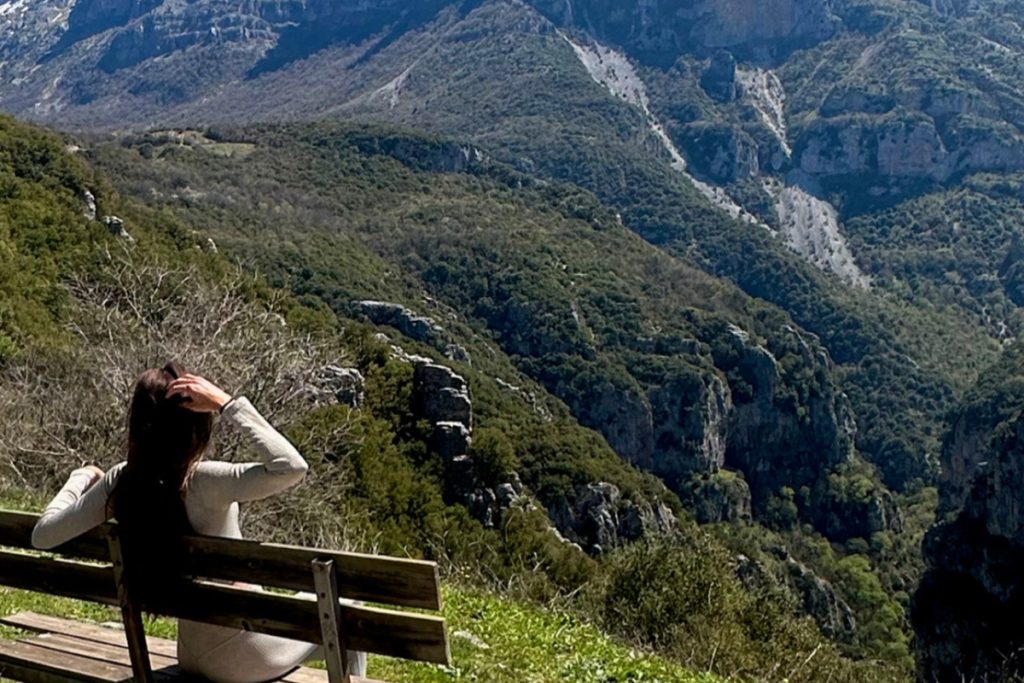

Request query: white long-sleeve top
[
  {"left": 32, "top": 396, "right": 308, "bottom": 548},
  {"left": 31, "top": 396, "right": 315, "bottom": 682}
]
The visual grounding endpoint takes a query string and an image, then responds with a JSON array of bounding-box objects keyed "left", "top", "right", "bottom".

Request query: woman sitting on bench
[{"left": 30, "top": 362, "right": 366, "bottom": 683}]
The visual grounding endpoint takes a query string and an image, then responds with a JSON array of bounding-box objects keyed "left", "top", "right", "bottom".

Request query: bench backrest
[{"left": 0, "top": 510, "right": 450, "bottom": 681}]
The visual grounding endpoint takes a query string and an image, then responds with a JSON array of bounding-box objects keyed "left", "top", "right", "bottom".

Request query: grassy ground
[{"left": 0, "top": 583, "right": 712, "bottom": 683}]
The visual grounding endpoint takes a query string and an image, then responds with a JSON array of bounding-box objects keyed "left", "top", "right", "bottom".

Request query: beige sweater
[{"left": 29, "top": 397, "right": 356, "bottom": 683}]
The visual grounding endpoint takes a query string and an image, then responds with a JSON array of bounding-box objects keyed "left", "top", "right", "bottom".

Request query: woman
[{"left": 31, "top": 362, "right": 367, "bottom": 682}]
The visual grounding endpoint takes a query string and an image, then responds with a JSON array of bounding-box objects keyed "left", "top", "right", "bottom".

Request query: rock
[
  {"left": 82, "top": 189, "right": 97, "bottom": 221},
  {"left": 781, "top": 552, "right": 857, "bottom": 639},
  {"left": 445, "top": 343, "right": 471, "bottom": 364},
  {"left": 413, "top": 362, "right": 472, "bottom": 428},
  {"left": 679, "top": 470, "right": 752, "bottom": 523},
  {"left": 311, "top": 365, "right": 364, "bottom": 408},
  {"left": 495, "top": 482, "right": 520, "bottom": 507},
  {"left": 912, "top": 356, "right": 1024, "bottom": 681},
  {"left": 204, "top": 237, "right": 218, "bottom": 253},
  {"left": 432, "top": 421, "right": 471, "bottom": 462},
  {"left": 546, "top": 482, "right": 677, "bottom": 553},
  {"left": 352, "top": 300, "right": 445, "bottom": 346},
  {"left": 102, "top": 215, "right": 134, "bottom": 242},
  {"left": 680, "top": 123, "right": 760, "bottom": 182},
  {"left": 467, "top": 487, "right": 497, "bottom": 528},
  {"left": 700, "top": 50, "right": 738, "bottom": 102}
]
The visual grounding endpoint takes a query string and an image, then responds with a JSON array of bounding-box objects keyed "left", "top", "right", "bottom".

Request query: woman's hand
[
  {"left": 81, "top": 464, "right": 104, "bottom": 488},
  {"left": 166, "top": 374, "right": 233, "bottom": 413}
]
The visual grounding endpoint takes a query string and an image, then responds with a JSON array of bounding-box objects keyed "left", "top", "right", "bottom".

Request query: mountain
[
  {"left": 4, "top": 0, "right": 1024, "bottom": 675},
  {"left": 0, "top": 113, "right": 908, "bottom": 680},
  {"left": 0, "top": 0, "right": 1015, "bottom": 492}
]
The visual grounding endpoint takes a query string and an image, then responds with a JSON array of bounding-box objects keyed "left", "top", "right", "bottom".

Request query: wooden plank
[
  {"left": 0, "top": 552, "right": 118, "bottom": 606},
  {"left": 183, "top": 536, "right": 442, "bottom": 611},
  {"left": 0, "top": 511, "right": 109, "bottom": 561},
  {"left": 0, "top": 640, "right": 131, "bottom": 682},
  {"left": 311, "top": 559, "right": 348, "bottom": 683},
  {"left": 0, "top": 553, "right": 448, "bottom": 665},
  {"left": 0, "top": 613, "right": 178, "bottom": 659},
  {"left": 0, "top": 511, "right": 441, "bottom": 612},
  {"left": 107, "top": 532, "right": 153, "bottom": 683},
  {"left": 160, "top": 582, "right": 451, "bottom": 665},
  {"left": 20, "top": 634, "right": 177, "bottom": 669},
  {"left": 281, "top": 668, "right": 329, "bottom": 683}
]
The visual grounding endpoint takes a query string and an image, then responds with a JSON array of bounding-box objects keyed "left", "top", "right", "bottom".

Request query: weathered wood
[
  {"left": 107, "top": 531, "right": 153, "bottom": 683},
  {"left": 0, "top": 511, "right": 442, "bottom": 611},
  {"left": 0, "top": 551, "right": 118, "bottom": 605},
  {"left": 2, "top": 612, "right": 334, "bottom": 683},
  {"left": 184, "top": 536, "right": 442, "bottom": 611},
  {"left": 0, "top": 552, "right": 449, "bottom": 664},
  {"left": 18, "top": 633, "right": 177, "bottom": 670},
  {"left": 0, "top": 640, "right": 131, "bottom": 682},
  {"left": 312, "top": 559, "right": 348, "bottom": 683},
  {"left": 0, "top": 511, "right": 109, "bottom": 560},
  {"left": 0, "top": 613, "right": 177, "bottom": 659}
]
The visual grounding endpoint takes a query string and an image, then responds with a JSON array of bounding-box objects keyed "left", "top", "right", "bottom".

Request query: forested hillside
[
  {"left": 0, "top": 116, "right": 906, "bottom": 680},
  {"left": 2, "top": 0, "right": 1024, "bottom": 678}
]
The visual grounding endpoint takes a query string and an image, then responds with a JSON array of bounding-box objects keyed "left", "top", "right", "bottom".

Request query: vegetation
[{"left": 0, "top": 114, "right": 921, "bottom": 679}]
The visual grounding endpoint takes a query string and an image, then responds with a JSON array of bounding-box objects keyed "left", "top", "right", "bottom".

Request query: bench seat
[{"left": 0, "top": 613, "right": 383, "bottom": 683}]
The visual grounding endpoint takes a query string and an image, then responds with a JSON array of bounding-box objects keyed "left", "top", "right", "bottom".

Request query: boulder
[
  {"left": 102, "top": 215, "right": 134, "bottom": 242},
  {"left": 413, "top": 362, "right": 472, "bottom": 428}
]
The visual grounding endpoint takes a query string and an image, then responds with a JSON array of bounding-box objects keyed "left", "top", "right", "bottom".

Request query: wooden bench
[{"left": 0, "top": 510, "right": 450, "bottom": 683}]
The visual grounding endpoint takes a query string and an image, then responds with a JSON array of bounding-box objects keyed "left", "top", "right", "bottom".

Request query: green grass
[{"left": 0, "top": 583, "right": 712, "bottom": 683}]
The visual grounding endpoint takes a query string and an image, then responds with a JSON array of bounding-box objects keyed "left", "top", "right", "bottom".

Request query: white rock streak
[
  {"left": 767, "top": 180, "right": 870, "bottom": 288},
  {"left": 562, "top": 33, "right": 869, "bottom": 288},
  {"left": 737, "top": 68, "right": 791, "bottom": 157},
  {"left": 562, "top": 33, "right": 766, "bottom": 227}
]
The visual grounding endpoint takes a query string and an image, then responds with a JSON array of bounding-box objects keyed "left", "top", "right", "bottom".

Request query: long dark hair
[{"left": 108, "top": 362, "right": 213, "bottom": 605}]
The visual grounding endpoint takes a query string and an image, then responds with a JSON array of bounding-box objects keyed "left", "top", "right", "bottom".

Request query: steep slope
[
  {"left": 90, "top": 121, "right": 917, "bottom": 667},
  {"left": 92, "top": 122, "right": 899, "bottom": 543},
  {"left": 912, "top": 343, "right": 1024, "bottom": 681},
  {"left": 0, "top": 0, "right": 1013, "bottom": 487},
  {"left": 0, "top": 114, "right": 912, "bottom": 679}
]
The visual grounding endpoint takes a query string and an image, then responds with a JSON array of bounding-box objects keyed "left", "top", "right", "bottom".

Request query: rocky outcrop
[
  {"left": 678, "top": 470, "right": 752, "bottom": 523},
  {"left": 102, "top": 215, "right": 134, "bottom": 242},
  {"left": 547, "top": 482, "right": 677, "bottom": 555},
  {"left": 82, "top": 189, "right": 97, "bottom": 221},
  {"left": 700, "top": 50, "right": 738, "bottom": 102},
  {"left": 305, "top": 365, "right": 365, "bottom": 407},
  {"left": 680, "top": 123, "right": 760, "bottom": 183},
  {"left": 913, "top": 354, "right": 1024, "bottom": 681},
  {"left": 413, "top": 361, "right": 472, "bottom": 428},
  {"left": 534, "top": 0, "right": 840, "bottom": 64},
  {"left": 353, "top": 300, "right": 445, "bottom": 346},
  {"left": 778, "top": 550, "right": 857, "bottom": 640}
]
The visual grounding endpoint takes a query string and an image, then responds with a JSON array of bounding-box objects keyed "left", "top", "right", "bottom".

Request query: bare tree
[{"left": 0, "top": 244, "right": 367, "bottom": 549}]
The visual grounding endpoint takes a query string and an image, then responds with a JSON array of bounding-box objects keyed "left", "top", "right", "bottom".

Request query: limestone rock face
[
  {"left": 548, "top": 482, "right": 677, "bottom": 554},
  {"left": 413, "top": 362, "right": 473, "bottom": 428},
  {"left": 700, "top": 50, "right": 738, "bottom": 102},
  {"left": 913, "top": 359, "right": 1024, "bottom": 681},
  {"left": 780, "top": 551, "right": 857, "bottom": 639},
  {"left": 530, "top": 0, "right": 839, "bottom": 63},
  {"left": 353, "top": 300, "right": 445, "bottom": 347}
]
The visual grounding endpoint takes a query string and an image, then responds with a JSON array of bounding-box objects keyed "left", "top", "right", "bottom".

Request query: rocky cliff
[{"left": 913, "top": 347, "right": 1024, "bottom": 681}]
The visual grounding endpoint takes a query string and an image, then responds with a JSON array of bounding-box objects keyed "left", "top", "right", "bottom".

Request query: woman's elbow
[{"left": 31, "top": 519, "right": 60, "bottom": 551}]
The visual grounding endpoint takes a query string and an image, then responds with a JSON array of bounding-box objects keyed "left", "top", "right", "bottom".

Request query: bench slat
[
  {"left": 185, "top": 536, "right": 442, "bottom": 611},
  {"left": 0, "top": 511, "right": 442, "bottom": 611},
  {"left": 20, "top": 633, "right": 178, "bottom": 670},
  {"left": 1, "top": 613, "right": 336, "bottom": 683},
  {"left": 0, "top": 640, "right": 131, "bottom": 683},
  {"left": 0, "top": 512, "right": 109, "bottom": 561},
  {"left": 0, "top": 613, "right": 178, "bottom": 659},
  {"left": 0, "top": 552, "right": 450, "bottom": 665}
]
